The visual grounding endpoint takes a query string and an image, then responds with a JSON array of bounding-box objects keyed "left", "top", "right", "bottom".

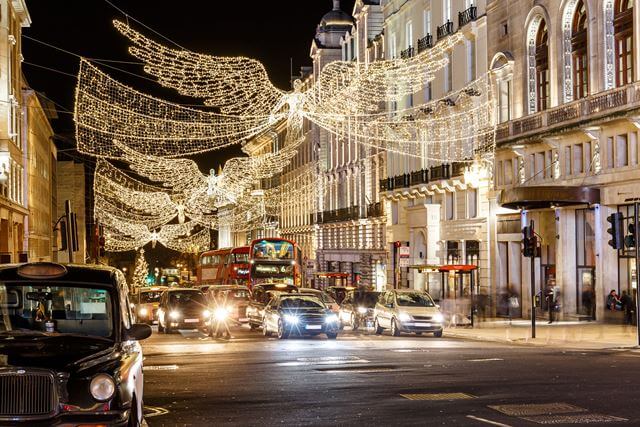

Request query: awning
[
  {"left": 498, "top": 186, "right": 600, "bottom": 210},
  {"left": 314, "top": 272, "right": 350, "bottom": 278},
  {"left": 438, "top": 264, "right": 478, "bottom": 273}
]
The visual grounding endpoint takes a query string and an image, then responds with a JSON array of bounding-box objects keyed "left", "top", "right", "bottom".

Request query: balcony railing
[
  {"left": 367, "top": 202, "right": 384, "bottom": 218},
  {"left": 316, "top": 206, "right": 361, "bottom": 224},
  {"left": 498, "top": 82, "right": 640, "bottom": 143},
  {"left": 458, "top": 6, "right": 478, "bottom": 28},
  {"left": 451, "top": 162, "right": 467, "bottom": 178},
  {"left": 417, "top": 34, "right": 433, "bottom": 53},
  {"left": 380, "top": 165, "right": 452, "bottom": 192},
  {"left": 437, "top": 21, "right": 454, "bottom": 40},
  {"left": 400, "top": 46, "right": 415, "bottom": 59}
]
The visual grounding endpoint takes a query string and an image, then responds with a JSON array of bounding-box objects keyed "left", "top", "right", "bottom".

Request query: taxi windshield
[
  {"left": 0, "top": 283, "right": 114, "bottom": 338},
  {"left": 280, "top": 296, "right": 325, "bottom": 309},
  {"left": 396, "top": 293, "right": 435, "bottom": 307},
  {"left": 139, "top": 291, "right": 162, "bottom": 304}
]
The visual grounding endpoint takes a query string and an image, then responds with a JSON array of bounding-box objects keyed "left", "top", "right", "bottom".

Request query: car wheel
[
  {"left": 127, "top": 396, "right": 140, "bottom": 427},
  {"left": 277, "top": 319, "right": 289, "bottom": 339},
  {"left": 157, "top": 320, "right": 164, "bottom": 333},
  {"left": 374, "top": 318, "right": 383, "bottom": 335},
  {"left": 391, "top": 318, "right": 401, "bottom": 337},
  {"left": 351, "top": 313, "right": 359, "bottom": 331},
  {"left": 327, "top": 332, "right": 338, "bottom": 339},
  {"left": 434, "top": 329, "right": 443, "bottom": 338},
  {"left": 249, "top": 322, "right": 258, "bottom": 331}
]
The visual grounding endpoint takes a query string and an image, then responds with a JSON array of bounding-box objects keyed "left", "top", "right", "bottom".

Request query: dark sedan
[
  {"left": 0, "top": 262, "right": 151, "bottom": 426},
  {"left": 262, "top": 293, "right": 340, "bottom": 339},
  {"left": 157, "top": 289, "right": 210, "bottom": 333},
  {"left": 246, "top": 283, "right": 298, "bottom": 330}
]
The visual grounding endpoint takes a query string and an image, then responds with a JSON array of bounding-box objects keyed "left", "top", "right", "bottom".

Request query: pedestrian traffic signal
[
  {"left": 625, "top": 222, "right": 636, "bottom": 249},
  {"left": 607, "top": 212, "right": 624, "bottom": 249}
]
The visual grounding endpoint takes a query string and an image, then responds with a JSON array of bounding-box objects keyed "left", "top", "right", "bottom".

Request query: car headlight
[
  {"left": 283, "top": 314, "right": 299, "bottom": 324},
  {"left": 214, "top": 308, "right": 228, "bottom": 321},
  {"left": 138, "top": 307, "right": 148, "bottom": 317},
  {"left": 325, "top": 314, "right": 339, "bottom": 323},
  {"left": 432, "top": 313, "right": 444, "bottom": 323},
  {"left": 398, "top": 312, "right": 412, "bottom": 322},
  {"left": 202, "top": 309, "right": 211, "bottom": 319},
  {"left": 90, "top": 374, "right": 116, "bottom": 402},
  {"left": 357, "top": 307, "right": 368, "bottom": 314},
  {"left": 169, "top": 311, "right": 180, "bottom": 320}
]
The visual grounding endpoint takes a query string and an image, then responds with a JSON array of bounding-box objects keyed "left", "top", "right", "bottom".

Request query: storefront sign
[{"left": 399, "top": 246, "right": 410, "bottom": 268}]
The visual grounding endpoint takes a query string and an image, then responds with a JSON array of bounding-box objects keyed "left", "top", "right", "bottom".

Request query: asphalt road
[{"left": 140, "top": 325, "right": 640, "bottom": 426}]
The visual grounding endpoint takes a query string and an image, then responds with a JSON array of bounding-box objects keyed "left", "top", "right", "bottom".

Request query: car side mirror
[
  {"left": 126, "top": 323, "right": 152, "bottom": 341},
  {"left": 436, "top": 304, "right": 441, "bottom": 309}
]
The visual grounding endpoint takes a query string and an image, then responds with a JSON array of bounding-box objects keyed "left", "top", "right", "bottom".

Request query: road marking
[
  {"left": 466, "top": 415, "right": 513, "bottom": 427},
  {"left": 401, "top": 392, "right": 475, "bottom": 401},
  {"left": 144, "top": 406, "right": 170, "bottom": 418},
  {"left": 489, "top": 403, "right": 586, "bottom": 417},
  {"left": 143, "top": 364, "right": 179, "bottom": 371},
  {"left": 467, "top": 358, "right": 504, "bottom": 362},
  {"left": 522, "top": 414, "right": 628, "bottom": 424}
]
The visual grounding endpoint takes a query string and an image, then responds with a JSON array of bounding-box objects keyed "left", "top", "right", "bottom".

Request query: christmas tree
[{"left": 133, "top": 249, "right": 149, "bottom": 289}]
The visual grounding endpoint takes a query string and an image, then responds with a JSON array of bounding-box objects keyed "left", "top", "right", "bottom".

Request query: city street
[{"left": 141, "top": 326, "right": 640, "bottom": 426}]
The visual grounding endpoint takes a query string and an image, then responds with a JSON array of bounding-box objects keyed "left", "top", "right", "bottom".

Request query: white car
[{"left": 373, "top": 290, "right": 444, "bottom": 337}]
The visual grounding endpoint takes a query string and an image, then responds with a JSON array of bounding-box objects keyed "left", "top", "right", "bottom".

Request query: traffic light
[
  {"left": 522, "top": 224, "right": 537, "bottom": 258},
  {"left": 394, "top": 241, "right": 401, "bottom": 248},
  {"left": 607, "top": 212, "right": 624, "bottom": 249},
  {"left": 625, "top": 222, "right": 636, "bottom": 249}
]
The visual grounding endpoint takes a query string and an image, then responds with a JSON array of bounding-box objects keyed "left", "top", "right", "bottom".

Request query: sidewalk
[{"left": 444, "top": 319, "right": 640, "bottom": 349}]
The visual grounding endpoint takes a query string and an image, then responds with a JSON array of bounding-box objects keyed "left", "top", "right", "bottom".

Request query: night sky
[{"left": 21, "top": 0, "right": 355, "bottom": 266}]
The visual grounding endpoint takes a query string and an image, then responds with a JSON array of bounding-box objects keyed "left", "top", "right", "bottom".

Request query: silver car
[{"left": 373, "top": 290, "right": 444, "bottom": 337}]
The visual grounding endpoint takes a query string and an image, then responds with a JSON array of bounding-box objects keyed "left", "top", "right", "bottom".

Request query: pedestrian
[
  {"left": 507, "top": 285, "right": 519, "bottom": 325},
  {"left": 606, "top": 289, "right": 622, "bottom": 311},
  {"left": 620, "top": 290, "right": 633, "bottom": 325}
]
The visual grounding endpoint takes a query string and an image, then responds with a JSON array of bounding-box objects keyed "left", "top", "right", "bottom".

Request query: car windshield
[
  {"left": 0, "top": 283, "right": 114, "bottom": 338},
  {"left": 396, "top": 293, "right": 435, "bottom": 307},
  {"left": 280, "top": 296, "right": 325, "bottom": 309},
  {"left": 139, "top": 291, "right": 162, "bottom": 303},
  {"left": 353, "top": 292, "right": 381, "bottom": 308},
  {"left": 169, "top": 291, "right": 205, "bottom": 306}
]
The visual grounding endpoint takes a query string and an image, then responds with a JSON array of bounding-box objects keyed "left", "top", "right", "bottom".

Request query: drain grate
[
  {"left": 401, "top": 392, "right": 475, "bottom": 401},
  {"left": 522, "top": 414, "right": 628, "bottom": 424},
  {"left": 489, "top": 403, "right": 587, "bottom": 417}
]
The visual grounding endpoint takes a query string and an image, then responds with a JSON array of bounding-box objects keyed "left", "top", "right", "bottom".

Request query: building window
[
  {"left": 406, "top": 21, "right": 413, "bottom": 49},
  {"left": 392, "top": 201, "right": 399, "bottom": 225},
  {"left": 389, "top": 33, "right": 397, "bottom": 58},
  {"left": 443, "top": 0, "right": 451, "bottom": 22},
  {"left": 465, "top": 240, "right": 480, "bottom": 265},
  {"left": 466, "top": 39, "right": 476, "bottom": 82},
  {"left": 467, "top": 189, "right": 477, "bottom": 218},
  {"left": 615, "top": 0, "right": 633, "bottom": 87},
  {"left": 571, "top": 1, "right": 589, "bottom": 100},
  {"left": 616, "top": 134, "right": 628, "bottom": 167},
  {"left": 446, "top": 241, "right": 460, "bottom": 264},
  {"left": 424, "top": 9, "right": 432, "bottom": 37},
  {"left": 572, "top": 144, "right": 583, "bottom": 174},
  {"left": 607, "top": 136, "right": 615, "bottom": 168},
  {"left": 498, "top": 79, "right": 511, "bottom": 123},
  {"left": 445, "top": 192, "right": 454, "bottom": 220},
  {"left": 536, "top": 20, "right": 550, "bottom": 111},
  {"left": 504, "top": 159, "right": 513, "bottom": 185},
  {"left": 444, "top": 52, "right": 452, "bottom": 92}
]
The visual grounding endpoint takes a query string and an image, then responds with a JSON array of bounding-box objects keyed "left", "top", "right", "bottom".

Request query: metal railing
[
  {"left": 400, "top": 46, "right": 415, "bottom": 59},
  {"left": 380, "top": 164, "right": 453, "bottom": 192},
  {"left": 417, "top": 34, "right": 433, "bottom": 53},
  {"left": 437, "top": 21, "right": 454, "bottom": 40},
  {"left": 458, "top": 5, "right": 477, "bottom": 27}
]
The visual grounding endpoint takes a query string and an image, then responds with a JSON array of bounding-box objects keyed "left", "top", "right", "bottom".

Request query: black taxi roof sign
[{"left": 17, "top": 263, "right": 68, "bottom": 279}]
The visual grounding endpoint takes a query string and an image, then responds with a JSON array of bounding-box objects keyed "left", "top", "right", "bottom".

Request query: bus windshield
[
  {"left": 233, "top": 253, "right": 249, "bottom": 263},
  {"left": 252, "top": 240, "right": 294, "bottom": 261}
]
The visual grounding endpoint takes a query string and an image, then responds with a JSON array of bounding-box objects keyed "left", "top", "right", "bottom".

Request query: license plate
[
  {"left": 415, "top": 322, "right": 432, "bottom": 327},
  {"left": 305, "top": 324, "right": 322, "bottom": 330},
  {"left": 184, "top": 319, "right": 199, "bottom": 323}
]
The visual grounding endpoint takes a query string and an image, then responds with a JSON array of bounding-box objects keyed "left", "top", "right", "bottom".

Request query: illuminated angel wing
[{"left": 114, "top": 20, "right": 284, "bottom": 116}]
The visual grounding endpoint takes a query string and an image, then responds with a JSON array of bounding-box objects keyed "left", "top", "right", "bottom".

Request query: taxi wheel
[
  {"left": 249, "top": 323, "right": 259, "bottom": 331},
  {"left": 327, "top": 332, "right": 338, "bottom": 339},
  {"left": 390, "top": 318, "right": 401, "bottom": 337},
  {"left": 127, "top": 396, "right": 140, "bottom": 427},
  {"left": 434, "top": 329, "right": 443, "bottom": 338},
  {"left": 374, "top": 318, "right": 383, "bottom": 335},
  {"left": 351, "top": 314, "right": 359, "bottom": 331},
  {"left": 277, "top": 319, "right": 289, "bottom": 339},
  {"left": 415, "top": 332, "right": 423, "bottom": 336}
]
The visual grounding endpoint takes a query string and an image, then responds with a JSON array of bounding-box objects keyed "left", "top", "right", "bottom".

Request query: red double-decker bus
[
  {"left": 228, "top": 246, "right": 251, "bottom": 285},
  {"left": 197, "top": 248, "right": 232, "bottom": 287},
  {"left": 249, "top": 238, "right": 303, "bottom": 287}
]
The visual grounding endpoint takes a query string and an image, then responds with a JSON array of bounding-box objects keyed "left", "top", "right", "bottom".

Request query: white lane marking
[
  {"left": 466, "top": 415, "right": 512, "bottom": 427},
  {"left": 467, "top": 358, "right": 504, "bottom": 362},
  {"left": 277, "top": 359, "right": 370, "bottom": 367},
  {"left": 143, "top": 364, "right": 179, "bottom": 371}
]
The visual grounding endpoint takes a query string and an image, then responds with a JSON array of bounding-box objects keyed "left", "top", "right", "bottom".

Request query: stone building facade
[{"left": 488, "top": 0, "right": 640, "bottom": 321}]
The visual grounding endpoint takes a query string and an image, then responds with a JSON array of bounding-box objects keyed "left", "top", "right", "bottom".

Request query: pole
[
  {"left": 530, "top": 220, "right": 536, "bottom": 339},
  {"left": 64, "top": 200, "right": 73, "bottom": 264},
  {"left": 635, "top": 203, "right": 640, "bottom": 346}
]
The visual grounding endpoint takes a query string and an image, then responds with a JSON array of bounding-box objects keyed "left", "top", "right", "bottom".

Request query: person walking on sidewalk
[
  {"left": 507, "top": 285, "right": 519, "bottom": 325},
  {"left": 620, "top": 290, "right": 634, "bottom": 325}
]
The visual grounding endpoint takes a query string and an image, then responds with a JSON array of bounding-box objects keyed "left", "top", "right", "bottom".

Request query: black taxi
[{"left": 0, "top": 262, "right": 152, "bottom": 426}]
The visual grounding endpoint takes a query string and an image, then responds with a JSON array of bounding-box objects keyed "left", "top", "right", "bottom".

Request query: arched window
[
  {"left": 615, "top": 0, "right": 633, "bottom": 86},
  {"left": 535, "top": 20, "right": 550, "bottom": 111},
  {"left": 571, "top": 0, "right": 588, "bottom": 99}
]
